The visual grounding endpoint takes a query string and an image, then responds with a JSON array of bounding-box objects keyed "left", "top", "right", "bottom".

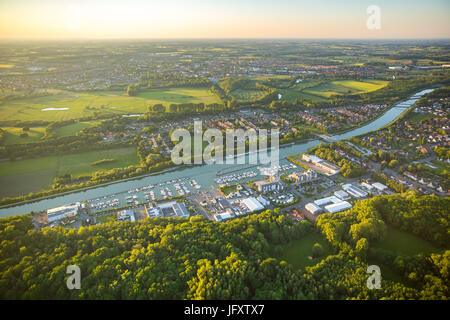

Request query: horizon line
[{"left": 1, "top": 37, "right": 449, "bottom": 42}]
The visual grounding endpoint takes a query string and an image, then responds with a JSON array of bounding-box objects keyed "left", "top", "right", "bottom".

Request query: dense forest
[{"left": 0, "top": 193, "right": 448, "bottom": 300}]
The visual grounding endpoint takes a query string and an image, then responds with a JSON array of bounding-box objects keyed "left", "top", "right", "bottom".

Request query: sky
[{"left": 0, "top": 0, "right": 449, "bottom": 39}]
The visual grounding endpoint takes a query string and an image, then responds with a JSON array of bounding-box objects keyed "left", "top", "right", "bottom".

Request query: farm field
[
  {"left": 136, "top": 87, "right": 220, "bottom": 106},
  {"left": 0, "top": 147, "right": 139, "bottom": 198},
  {"left": 279, "top": 79, "right": 388, "bottom": 102},
  {"left": 273, "top": 233, "right": 333, "bottom": 270},
  {"left": 54, "top": 121, "right": 98, "bottom": 137},
  {"left": 0, "top": 87, "right": 220, "bottom": 122},
  {"left": 303, "top": 80, "right": 388, "bottom": 98},
  {"left": 279, "top": 88, "right": 326, "bottom": 102},
  {"left": 1, "top": 126, "right": 46, "bottom": 145},
  {"left": 373, "top": 225, "right": 442, "bottom": 256}
]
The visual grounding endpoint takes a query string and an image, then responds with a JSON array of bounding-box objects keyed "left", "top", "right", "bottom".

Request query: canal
[{"left": 0, "top": 88, "right": 434, "bottom": 217}]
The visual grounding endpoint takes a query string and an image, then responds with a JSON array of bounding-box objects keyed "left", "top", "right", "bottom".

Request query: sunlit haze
[{"left": 0, "top": 0, "right": 449, "bottom": 39}]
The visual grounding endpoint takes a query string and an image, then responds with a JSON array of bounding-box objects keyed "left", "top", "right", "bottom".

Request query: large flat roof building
[
  {"left": 324, "top": 201, "right": 352, "bottom": 213},
  {"left": 214, "top": 209, "right": 235, "bottom": 222},
  {"left": 154, "top": 201, "right": 190, "bottom": 218},
  {"left": 302, "top": 154, "right": 340, "bottom": 175},
  {"left": 254, "top": 178, "right": 285, "bottom": 194},
  {"left": 242, "top": 197, "right": 265, "bottom": 212},
  {"left": 372, "top": 182, "right": 388, "bottom": 192},
  {"left": 47, "top": 203, "right": 80, "bottom": 223},
  {"left": 305, "top": 203, "right": 323, "bottom": 215},
  {"left": 334, "top": 190, "right": 351, "bottom": 201},
  {"left": 342, "top": 184, "right": 368, "bottom": 198},
  {"left": 146, "top": 201, "right": 189, "bottom": 218},
  {"left": 314, "top": 196, "right": 342, "bottom": 207},
  {"left": 117, "top": 209, "right": 135, "bottom": 222}
]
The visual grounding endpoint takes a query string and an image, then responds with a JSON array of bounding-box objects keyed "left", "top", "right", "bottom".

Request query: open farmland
[
  {"left": 303, "top": 80, "right": 388, "bottom": 98},
  {"left": 0, "top": 87, "right": 220, "bottom": 122},
  {"left": 279, "top": 79, "right": 388, "bottom": 102}
]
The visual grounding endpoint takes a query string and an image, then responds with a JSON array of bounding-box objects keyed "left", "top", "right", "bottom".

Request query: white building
[
  {"left": 302, "top": 154, "right": 323, "bottom": 163},
  {"left": 254, "top": 178, "right": 285, "bottom": 193},
  {"left": 372, "top": 182, "right": 388, "bottom": 192},
  {"left": 305, "top": 203, "right": 323, "bottom": 215},
  {"left": 117, "top": 209, "right": 135, "bottom": 222},
  {"left": 314, "top": 196, "right": 342, "bottom": 207},
  {"left": 242, "top": 197, "right": 265, "bottom": 212},
  {"left": 256, "top": 196, "right": 270, "bottom": 207},
  {"left": 360, "top": 182, "right": 375, "bottom": 191},
  {"left": 214, "top": 210, "right": 235, "bottom": 222},
  {"left": 324, "top": 201, "right": 352, "bottom": 213},
  {"left": 334, "top": 190, "right": 351, "bottom": 201},
  {"left": 157, "top": 201, "right": 190, "bottom": 218},
  {"left": 342, "top": 184, "right": 368, "bottom": 198},
  {"left": 302, "top": 154, "right": 340, "bottom": 175},
  {"left": 47, "top": 203, "right": 80, "bottom": 223}
]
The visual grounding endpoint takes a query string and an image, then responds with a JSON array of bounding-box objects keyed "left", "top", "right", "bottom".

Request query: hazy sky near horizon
[{"left": 0, "top": 0, "right": 449, "bottom": 39}]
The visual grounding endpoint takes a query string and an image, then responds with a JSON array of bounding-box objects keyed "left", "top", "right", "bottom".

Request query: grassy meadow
[
  {"left": 0, "top": 87, "right": 220, "bottom": 122},
  {"left": 0, "top": 147, "right": 139, "bottom": 198},
  {"left": 1, "top": 126, "right": 46, "bottom": 145},
  {"left": 53, "top": 121, "right": 98, "bottom": 137},
  {"left": 273, "top": 233, "right": 333, "bottom": 270},
  {"left": 374, "top": 225, "right": 441, "bottom": 256}
]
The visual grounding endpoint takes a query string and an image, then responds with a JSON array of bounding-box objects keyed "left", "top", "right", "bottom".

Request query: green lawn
[
  {"left": 374, "top": 225, "right": 441, "bottom": 256},
  {"left": 0, "top": 147, "right": 139, "bottom": 198},
  {"left": 273, "top": 233, "right": 333, "bottom": 270},
  {"left": 0, "top": 87, "right": 220, "bottom": 122}
]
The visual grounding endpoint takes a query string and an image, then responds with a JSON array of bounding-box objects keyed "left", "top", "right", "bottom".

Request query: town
[{"left": 0, "top": 0, "right": 449, "bottom": 302}]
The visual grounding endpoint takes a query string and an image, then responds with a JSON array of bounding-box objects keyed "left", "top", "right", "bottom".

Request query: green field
[
  {"left": 1, "top": 127, "right": 46, "bottom": 145},
  {"left": 304, "top": 80, "right": 388, "bottom": 98},
  {"left": 96, "top": 212, "right": 117, "bottom": 224},
  {"left": 0, "top": 147, "right": 139, "bottom": 198},
  {"left": 136, "top": 87, "right": 220, "bottom": 106},
  {"left": 374, "top": 225, "right": 441, "bottom": 256},
  {"left": 54, "top": 121, "right": 97, "bottom": 137},
  {"left": 273, "top": 233, "right": 333, "bottom": 270},
  {"left": 404, "top": 111, "right": 435, "bottom": 124},
  {"left": 369, "top": 225, "right": 443, "bottom": 284},
  {"left": 232, "top": 88, "right": 266, "bottom": 102},
  {"left": 0, "top": 87, "right": 220, "bottom": 122},
  {"left": 279, "top": 79, "right": 388, "bottom": 102}
]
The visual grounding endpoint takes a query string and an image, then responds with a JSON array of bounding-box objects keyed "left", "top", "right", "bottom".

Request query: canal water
[{"left": 0, "top": 88, "right": 434, "bottom": 217}]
